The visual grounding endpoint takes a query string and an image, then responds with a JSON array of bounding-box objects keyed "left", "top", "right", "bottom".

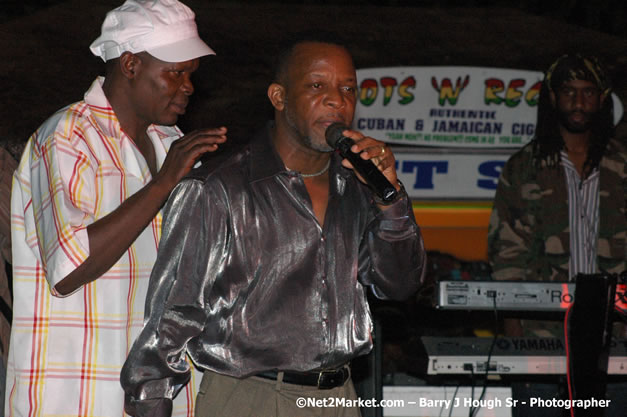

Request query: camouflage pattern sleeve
[
  {"left": 488, "top": 137, "right": 626, "bottom": 282},
  {"left": 596, "top": 137, "right": 626, "bottom": 273},
  {"left": 487, "top": 147, "right": 535, "bottom": 281}
]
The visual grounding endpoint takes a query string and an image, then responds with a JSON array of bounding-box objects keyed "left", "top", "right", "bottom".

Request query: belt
[{"left": 256, "top": 366, "right": 349, "bottom": 389}]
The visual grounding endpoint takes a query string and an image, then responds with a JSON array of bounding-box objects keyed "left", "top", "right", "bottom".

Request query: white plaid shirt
[{"left": 8, "top": 78, "right": 199, "bottom": 417}]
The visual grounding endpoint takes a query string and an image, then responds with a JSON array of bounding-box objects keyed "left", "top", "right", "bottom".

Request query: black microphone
[{"left": 325, "top": 123, "right": 398, "bottom": 202}]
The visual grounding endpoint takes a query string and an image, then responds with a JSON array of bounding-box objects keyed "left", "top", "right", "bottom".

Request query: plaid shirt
[{"left": 7, "top": 78, "right": 199, "bottom": 416}]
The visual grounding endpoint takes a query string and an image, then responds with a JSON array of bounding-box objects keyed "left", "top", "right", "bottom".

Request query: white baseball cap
[{"left": 90, "top": 0, "right": 215, "bottom": 63}]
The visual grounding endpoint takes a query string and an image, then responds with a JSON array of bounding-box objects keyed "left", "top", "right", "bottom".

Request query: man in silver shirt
[{"left": 121, "top": 34, "right": 426, "bottom": 417}]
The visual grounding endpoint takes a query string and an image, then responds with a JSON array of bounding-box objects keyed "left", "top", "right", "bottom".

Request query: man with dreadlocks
[
  {"left": 488, "top": 55, "right": 626, "bottom": 416},
  {"left": 489, "top": 54, "right": 625, "bottom": 283}
]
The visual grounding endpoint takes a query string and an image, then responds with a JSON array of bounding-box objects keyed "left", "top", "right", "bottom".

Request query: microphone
[{"left": 325, "top": 123, "right": 398, "bottom": 202}]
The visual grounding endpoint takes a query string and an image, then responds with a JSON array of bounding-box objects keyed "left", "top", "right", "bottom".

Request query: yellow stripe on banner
[{"left": 412, "top": 200, "right": 493, "bottom": 261}]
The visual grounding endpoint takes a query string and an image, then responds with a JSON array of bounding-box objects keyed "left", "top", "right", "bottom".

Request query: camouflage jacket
[{"left": 488, "top": 137, "right": 626, "bottom": 282}]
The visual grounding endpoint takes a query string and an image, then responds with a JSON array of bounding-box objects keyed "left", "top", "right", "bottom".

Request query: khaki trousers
[{"left": 195, "top": 370, "right": 362, "bottom": 417}]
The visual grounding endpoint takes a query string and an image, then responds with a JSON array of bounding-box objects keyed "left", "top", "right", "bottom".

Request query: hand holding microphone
[{"left": 325, "top": 123, "right": 399, "bottom": 203}]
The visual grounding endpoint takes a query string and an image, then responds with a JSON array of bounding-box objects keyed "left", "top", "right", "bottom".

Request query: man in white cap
[{"left": 6, "top": 1, "right": 224, "bottom": 415}]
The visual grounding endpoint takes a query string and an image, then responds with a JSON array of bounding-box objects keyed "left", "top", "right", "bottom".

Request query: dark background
[
  {"left": 2, "top": 0, "right": 626, "bottom": 391},
  {"left": 1, "top": 0, "right": 627, "bottom": 161}
]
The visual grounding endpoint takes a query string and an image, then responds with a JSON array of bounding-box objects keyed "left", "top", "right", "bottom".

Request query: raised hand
[
  {"left": 336, "top": 128, "right": 399, "bottom": 191},
  {"left": 154, "top": 127, "right": 227, "bottom": 191}
]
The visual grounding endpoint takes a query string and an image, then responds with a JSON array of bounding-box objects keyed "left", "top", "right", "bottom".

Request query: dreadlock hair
[{"left": 532, "top": 54, "right": 614, "bottom": 177}]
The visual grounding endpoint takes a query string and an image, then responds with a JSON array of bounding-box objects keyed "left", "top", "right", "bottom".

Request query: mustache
[
  {"left": 557, "top": 108, "right": 602, "bottom": 134},
  {"left": 567, "top": 109, "right": 591, "bottom": 117}
]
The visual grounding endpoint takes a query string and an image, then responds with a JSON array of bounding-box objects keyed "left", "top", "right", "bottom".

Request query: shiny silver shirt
[{"left": 121, "top": 127, "right": 426, "bottom": 409}]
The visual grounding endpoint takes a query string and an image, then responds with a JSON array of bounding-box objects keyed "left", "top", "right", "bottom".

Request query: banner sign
[
  {"left": 394, "top": 148, "right": 514, "bottom": 200},
  {"left": 355, "top": 66, "right": 623, "bottom": 148}
]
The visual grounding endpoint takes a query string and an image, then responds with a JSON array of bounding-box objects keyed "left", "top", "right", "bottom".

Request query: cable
[
  {"left": 469, "top": 296, "right": 499, "bottom": 417},
  {"left": 438, "top": 387, "right": 446, "bottom": 417},
  {"left": 440, "top": 385, "right": 459, "bottom": 417},
  {"left": 564, "top": 302, "right": 575, "bottom": 417},
  {"left": 448, "top": 385, "right": 460, "bottom": 417},
  {"left": 468, "top": 367, "right": 476, "bottom": 417}
]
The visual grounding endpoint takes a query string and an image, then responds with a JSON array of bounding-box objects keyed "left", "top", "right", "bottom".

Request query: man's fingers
[
  {"left": 338, "top": 134, "right": 393, "bottom": 167},
  {"left": 172, "top": 128, "right": 227, "bottom": 152},
  {"left": 177, "top": 127, "right": 228, "bottom": 144},
  {"left": 348, "top": 136, "right": 385, "bottom": 156},
  {"left": 164, "top": 127, "right": 228, "bottom": 167},
  {"left": 191, "top": 126, "right": 228, "bottom": 136},
  {"left": 334, "top": 130, "right": 399, "bottom": 189},
  {"left": 352, "top": 141, "right": 391, "bottom": 169},
  {"left": 184, "top": 134, "right": 227, "bottom": 149},
  {"left": 186, "top": 142, "right": 222, "bottom": 160}
]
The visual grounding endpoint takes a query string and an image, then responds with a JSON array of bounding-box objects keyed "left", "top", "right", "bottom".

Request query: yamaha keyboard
[
  {"left": 422, "top": 337, "right": 627, "bottom": 375},
  {"left": 437, "top": 280, "right": 627, "bottom": 311}
]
